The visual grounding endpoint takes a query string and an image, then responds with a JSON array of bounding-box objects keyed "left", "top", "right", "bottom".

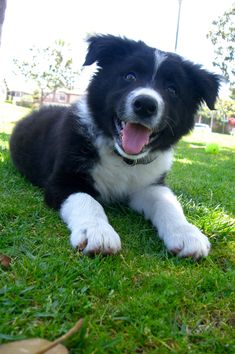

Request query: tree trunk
[
  {"left": 0, "top": 0, "right": 7, "bottom": 46},
  {"left": 52, "top": 89, "right": 56, "bottom": 102},
  {"left": 40, "top": 89, "right": 44, "bottom": 106}
]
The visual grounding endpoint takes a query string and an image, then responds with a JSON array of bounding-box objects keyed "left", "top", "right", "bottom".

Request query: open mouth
[{"left": 114, "top": 117, "right": 153, "bottom": 158}]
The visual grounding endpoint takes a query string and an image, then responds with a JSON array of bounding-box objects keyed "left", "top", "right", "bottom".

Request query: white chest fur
[{"left": 91, "top": 143, "right": 173, "bottom": 203}]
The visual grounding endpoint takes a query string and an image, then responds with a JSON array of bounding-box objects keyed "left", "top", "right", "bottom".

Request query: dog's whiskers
[{"left": 165, "top": 117, "right": 175, "bottom": 136}]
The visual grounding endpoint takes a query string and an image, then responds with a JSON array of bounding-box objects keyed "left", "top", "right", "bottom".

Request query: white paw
[
  {"left": 163, "top": 223, "right": 211, "bottom": 259},
  {"left": 70, "top": 218, "right": 121, "bottom": 256}
]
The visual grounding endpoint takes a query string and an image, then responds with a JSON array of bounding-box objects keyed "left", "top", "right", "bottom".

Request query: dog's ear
[
  {"left": 83, "top": 34, "right": 139, "bottom": 67},
  {"left": 183, "top": 61, "right": 221, "bottom": 110}
]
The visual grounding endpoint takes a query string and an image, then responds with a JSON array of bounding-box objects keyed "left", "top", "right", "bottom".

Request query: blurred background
[{"left": 0, "top": 0, "right": 234, "bottom": 134}]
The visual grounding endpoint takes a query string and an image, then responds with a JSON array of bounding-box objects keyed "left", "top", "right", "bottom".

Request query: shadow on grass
[
  {"left": 177, "top": 140, "right": 234, "bottom": 161},
  {"left": 170, "top": 140, "right": 235, "bottom": 216},
  {"left": 0, "top": 133, "right": 11, "bottom": 169},
  {"left": 180, "top": 140, "right": 234, "bottom": 169}
]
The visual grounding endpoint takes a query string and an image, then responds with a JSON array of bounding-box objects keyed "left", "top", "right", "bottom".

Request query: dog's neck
[{"left": 115, "top": 149, "right": 159, "bottom": 166}]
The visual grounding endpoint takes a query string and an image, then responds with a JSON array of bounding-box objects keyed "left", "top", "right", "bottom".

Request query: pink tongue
[{"left": 121, "top": 122, "right": 151, "bottom": 155}]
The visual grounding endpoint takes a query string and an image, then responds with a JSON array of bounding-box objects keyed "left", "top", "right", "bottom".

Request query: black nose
[{"left": 133, "top": 95, "right": 158, "bottom": 118}]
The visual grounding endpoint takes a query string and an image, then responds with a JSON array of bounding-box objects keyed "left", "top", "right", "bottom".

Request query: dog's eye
[
  {"left": 166, "top": 85, "right": 177, "bottom": 97},
  {"left": 124, "top": 73, "right": 136, "bottom": 82}
]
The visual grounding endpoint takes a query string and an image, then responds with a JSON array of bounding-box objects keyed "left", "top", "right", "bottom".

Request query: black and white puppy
[{"left": 10, "top": 35, "right": 221, "bottom": 258}]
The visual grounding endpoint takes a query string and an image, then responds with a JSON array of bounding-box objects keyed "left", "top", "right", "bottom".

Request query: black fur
[
  {"left": 10, "top": 35, "right": 221, "bottom": 210},
  {"left": 10, "top": 106, "right": 99, "bottom": 209}
]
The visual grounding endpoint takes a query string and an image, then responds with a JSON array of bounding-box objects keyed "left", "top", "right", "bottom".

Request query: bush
[
  {"left": 16, "top": 100, "right": 33, "bottom": 109},
  {"left": 15, "top": 94, "right": 34, "bottom": 109}
]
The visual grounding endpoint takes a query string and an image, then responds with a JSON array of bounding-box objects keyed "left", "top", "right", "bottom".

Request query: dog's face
[{"left": 84, "top": 35, "right": 220, "bottom": 161}]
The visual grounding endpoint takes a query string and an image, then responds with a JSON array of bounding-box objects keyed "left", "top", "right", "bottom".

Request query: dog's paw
[
  {"left": 70, "top": 218, "right": 121, "bottom": 256},
  {"left": 163, "top": 223, "right": 211, "bottom": 259}
]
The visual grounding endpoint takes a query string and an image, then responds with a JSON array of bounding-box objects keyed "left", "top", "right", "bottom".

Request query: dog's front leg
[
  {"left": 60, "top": 193, "right": 121, "bottom": 255},
  {"left": 129, "top": 185, "right": 210, "bottom": 259}
]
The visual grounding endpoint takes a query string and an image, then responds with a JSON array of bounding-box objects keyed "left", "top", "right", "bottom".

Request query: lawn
[{"left": 0, "top": 103, "right": 235, "bottom": 353}]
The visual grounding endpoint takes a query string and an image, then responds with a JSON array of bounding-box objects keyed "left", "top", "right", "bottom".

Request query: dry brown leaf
[
  {"left": 0, "top": 254, "right": 11, "bottom": 268},
  {"left": 0, "top": 318, "right": 83, "bottom": 354},
  {"left": 0, "top": 338, "right": 68, "bottom": 354}
]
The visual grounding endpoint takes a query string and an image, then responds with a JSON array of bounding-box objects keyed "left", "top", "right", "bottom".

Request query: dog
[{"left": 10, "top": 35, "right": 221, "bottom": 258}]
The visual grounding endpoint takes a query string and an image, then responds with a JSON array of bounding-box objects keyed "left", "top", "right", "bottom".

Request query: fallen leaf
[
  {"left": 0, "top": 318, "right": 83, "bottom": 354},
  {"left": 0, "top": 338, "right": 68, "bottom": 353},
  {"left": 0, "top": 254, "right": 11, "bottom": 268}
]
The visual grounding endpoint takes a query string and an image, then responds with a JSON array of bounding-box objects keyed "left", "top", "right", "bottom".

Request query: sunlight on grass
[
  {"left": 0, "top": 140, "right": 9, "bottom": 150},
  {"left": 228, "top": 241, "right": 235, "bottom": 252},
  {"left": 185, "top": 131, "right": 235, "bottom": 149},
  {"left": 0, "top": 102, "right": 30, "bottom": 122},
  {"left": 0, "top": 103, "right": 30, "bottom": 134},
  {"left": 174, "top": 157, "right": 192, "bottom": 165}
]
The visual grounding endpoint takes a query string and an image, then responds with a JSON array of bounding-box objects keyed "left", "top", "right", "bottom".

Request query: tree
[
  {"left": 0, "top": 0, "right": 7, "bottom": 46},
  {"left": 14, "top": 40, "right": 79, "bottom": 105},
  {"left": 197, "top": 99, "right": 235, "bottom": 127},
  {"left": 207, "top": 4, "right": 235, "bottom": 88}
]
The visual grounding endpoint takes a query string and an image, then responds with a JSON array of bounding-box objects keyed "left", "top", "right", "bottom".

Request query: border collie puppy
[{"left": 10, "top": 35, "right": 220, "bottom": 259}]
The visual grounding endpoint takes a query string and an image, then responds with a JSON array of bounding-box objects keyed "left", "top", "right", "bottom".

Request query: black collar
[
  {"left": 114, "top": 149, "right": 158, "bottom": 166},
  {"left": 123, "top": 158, "right": 139, "bottom": 166}
]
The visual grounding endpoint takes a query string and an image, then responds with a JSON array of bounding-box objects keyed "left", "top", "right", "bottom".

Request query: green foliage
[
  {"left": 13, "top": 40, "right": 79, "bottom": 104},
  {"left": 207, "top": 4, "right": 235, "bottom": 87},
  {"left": 215, "top": 98, "right": 235, "bottom": 120},
  {"left": 230, "top": 88, "right": 235, "bottom": 100},
  {"left": 15, "top": 94, "right": 34, "bottom": 109},
  {"left": 198, "top": 98, "right": 235, "bottom": 122}
]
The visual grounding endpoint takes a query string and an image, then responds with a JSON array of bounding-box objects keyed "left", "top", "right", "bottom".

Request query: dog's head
[{"left": 84, "top": 35, "right": 221, "bottom": 162}]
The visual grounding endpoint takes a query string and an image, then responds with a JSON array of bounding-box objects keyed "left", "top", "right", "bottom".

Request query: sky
[{"left": 0, "top": 0, "right": 234, "bottom": 93}]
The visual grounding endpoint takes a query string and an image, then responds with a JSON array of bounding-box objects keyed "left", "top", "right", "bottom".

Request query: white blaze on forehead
[{"left": 153, "top": 49, "right": 167, "bottom": 79}]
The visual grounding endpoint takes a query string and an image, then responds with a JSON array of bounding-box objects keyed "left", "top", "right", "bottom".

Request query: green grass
[{"left": 0, "top": 104, "right": 235, "bottom": 353}]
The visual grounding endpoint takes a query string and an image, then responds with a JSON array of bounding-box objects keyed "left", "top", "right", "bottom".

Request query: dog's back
[{"left": 10, "top": 106, "right": 68, "bottom": 187}]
